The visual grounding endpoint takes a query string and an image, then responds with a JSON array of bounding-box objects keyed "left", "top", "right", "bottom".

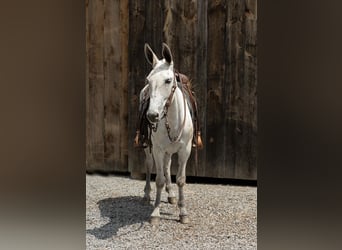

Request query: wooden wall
[
  {"left": 86, "top": 0, "right": 129, "bottom": 172},
  {"left": 86, "top": 0, "right": 257, "bottom": 180}
]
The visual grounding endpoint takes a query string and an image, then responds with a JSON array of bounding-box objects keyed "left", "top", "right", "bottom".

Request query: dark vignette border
[
  {"left": 258, "top": 1, "right": 342, "bottom": 249},
  {"left": 0, "top": 0, "right": 342, "bottom": 249}
]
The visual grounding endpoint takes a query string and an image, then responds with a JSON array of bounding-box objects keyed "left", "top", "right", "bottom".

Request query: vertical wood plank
[
  {"left": 145, "top": 0, "right": 165, "bottom": 55},
  {"left": 119, "top": 0, "right": 129, "bottom": 172},
  {"left": 86, "top": 0, "right": 89, "bottom": 168},
  {"left": 226, "top": 0, "right": 244, "bottom": 179},
  {"left": 128, "top": 0, "right": 147, "bottom": 177},
  {"left": 206, "top": 0, "right": 227, "bottom": 178},
  {"left": 102, "top": 0, "right": 128, "bottom": 172},
  {"left": 241, "top": 0, "right": 257, "bottom": 179},
  {"left": 225, "top": 0, "right": 257, "bottom": 179},
  {"left": 86, "top": 0, "right": 105, "bottom": 171},
  {"left": 194, "top": 0, "right": 208, "bottom": 177},
  {"left": 103, "top": 0, "right": 119, "bottom": 171}
]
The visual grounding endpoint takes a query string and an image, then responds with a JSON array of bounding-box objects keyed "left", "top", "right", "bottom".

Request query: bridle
[{"left": 150, "top": 73, "right": 187, "bottom": 143}]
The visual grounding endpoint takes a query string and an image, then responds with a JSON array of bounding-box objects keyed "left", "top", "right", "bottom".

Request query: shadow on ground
[{"left": 87, "top": 196, "right": 153, "bottom": 239}]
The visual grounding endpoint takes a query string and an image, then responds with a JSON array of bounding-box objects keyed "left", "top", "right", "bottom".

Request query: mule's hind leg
[
  {"left": 164, "top": 153, "right": 177, "bottom": 204},
  {"left": 143, "top": 149, "right": 153, "bottom": 203},
  {"left": 176, "top": 142, "right": 192, "bottom": 224}
]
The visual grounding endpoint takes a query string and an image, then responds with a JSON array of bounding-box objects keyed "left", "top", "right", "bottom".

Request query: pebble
[{"left": 86, "top": 174, "right": 257, "bottom": 249}]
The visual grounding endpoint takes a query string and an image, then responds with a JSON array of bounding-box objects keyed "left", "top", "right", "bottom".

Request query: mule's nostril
[{"left": 147, "top": 111, "right": 159, "bottom": 122}]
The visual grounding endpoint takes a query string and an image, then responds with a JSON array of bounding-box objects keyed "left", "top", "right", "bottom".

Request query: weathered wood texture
[
  {"left": 86, "top": 0, "right": 257, "bottom": 180},
  {"left": 127, "top": 0, "right": 144, "bottom": 177},
  {"left": 205, "top": 0, "right": 257, "bottom": 179},
  {"left": 86, "top": 0, "right": 129, "bottom": 172}
]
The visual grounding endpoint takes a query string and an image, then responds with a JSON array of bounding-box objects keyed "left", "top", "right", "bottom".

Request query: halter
[{"left": 151, "top": 73, "right": 187, "bottom": 143}]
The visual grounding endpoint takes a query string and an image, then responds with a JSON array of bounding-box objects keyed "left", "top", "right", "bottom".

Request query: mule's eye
[{"left": 165, "top": 78, "right": 172, "bottom": 84}]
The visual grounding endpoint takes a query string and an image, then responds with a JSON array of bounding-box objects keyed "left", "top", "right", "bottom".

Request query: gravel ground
[{"left": 86, "top": 174, "right": 257, "bottom": 250}]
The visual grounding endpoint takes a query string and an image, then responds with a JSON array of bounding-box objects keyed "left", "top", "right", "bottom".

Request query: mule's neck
[{"left": 166, "top": 86, "right": 186, "bottom": 133}]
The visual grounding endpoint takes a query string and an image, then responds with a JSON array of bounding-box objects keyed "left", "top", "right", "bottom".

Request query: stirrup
[
  {"left": 196, "top": 131, "right": 203, "bottom": 149},
  {"left": 192, "top": 131, "right": 203, "bottom": 149},
  {"left": 134, "top": 130, "right": 140, "bottom": 147}
]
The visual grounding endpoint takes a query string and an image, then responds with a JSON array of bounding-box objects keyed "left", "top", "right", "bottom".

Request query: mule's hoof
[
  {"left": 150, "top": 216, "right": 160, "bottom": 225},
  {"left": 168, "top": 197, "right": 177, "bottom": 204},
  {"left": 180, "top": 215, "right": 190, "bottom": 224}
]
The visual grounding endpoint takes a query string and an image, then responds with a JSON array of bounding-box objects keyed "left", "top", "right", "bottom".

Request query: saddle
[{"left": 134, "top": 72, "right": 203, "bottom": 149}]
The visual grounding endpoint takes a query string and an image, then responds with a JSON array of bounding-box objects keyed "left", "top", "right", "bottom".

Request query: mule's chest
[{"left": 151, "top": 133, "right": 183, "bottom": 154}]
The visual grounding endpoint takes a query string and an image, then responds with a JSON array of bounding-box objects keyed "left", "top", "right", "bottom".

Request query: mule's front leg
[
  {"left": 164, "top": 153, "right": 177, "bottom": 204},
  {"left": 150, "top": 150, "right": 165, "bottom": 225},
  {"left": 143, "top": 149, "right": 153, "bottom": 203},
  {"left": 176, "top": 169, "right": 188, "bottom": 224},
  {"left": 176, "top": 142, "right": 192, "bottom": 224}
]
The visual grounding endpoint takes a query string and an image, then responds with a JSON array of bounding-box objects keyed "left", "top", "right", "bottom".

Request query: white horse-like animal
[{"left": 140, "top": 43, "right": 193, "bottom": 225}]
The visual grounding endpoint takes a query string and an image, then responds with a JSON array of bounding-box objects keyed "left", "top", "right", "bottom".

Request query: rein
[{"left": 153, "top": 74, "right": 187, "bottom": 143}]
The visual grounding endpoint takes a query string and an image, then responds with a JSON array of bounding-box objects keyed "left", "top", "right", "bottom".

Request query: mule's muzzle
[{"left": 147, "top": 111, "right": 159, "bottom": 123}]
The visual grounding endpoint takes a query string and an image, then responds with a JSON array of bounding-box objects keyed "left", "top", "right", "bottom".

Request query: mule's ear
[
  {"left": 144, "top": 43, "right": 158, "bottom": 67},
  {"left": 162, "top": 43, "right": 173, "bottom": 65}
]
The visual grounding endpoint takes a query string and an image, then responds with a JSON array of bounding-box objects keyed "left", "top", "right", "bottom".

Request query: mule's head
[{"left": 144, "top": 43, "right": 175, "bottom": 124}]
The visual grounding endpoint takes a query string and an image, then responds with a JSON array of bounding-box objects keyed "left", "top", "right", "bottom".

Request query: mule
[{"left": 140, "top": 43, "right": 194, "bottom": 225}]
